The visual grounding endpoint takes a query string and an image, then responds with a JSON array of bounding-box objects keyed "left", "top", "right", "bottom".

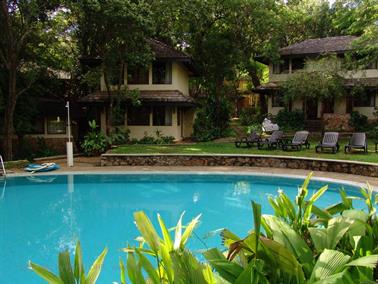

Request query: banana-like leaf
[
  {"left": 158, "top": 213, "right": 173, "bottom": 250},
  {"left": 159, "top": 242, "right": 174, "bottom": 283},
  {"left": 309, "top": 249, "right": 350, "bottom": 282},
  {"left": 28, "top": 261, "right": 64, "bottom": 284},
  {"left": 58, "top": 250, "right": 75, "bottom": 284},
  {"left": 85, "top": 247, "right": 108, "bottom": 284},
  {"left": 304, "top": 185, "right": 328, "bottom": 222},
  {"left": 203, "top": 248, "right": 244, "bottom": 283},
  {"left": 127, "top": 252, "right": 145, "bottom": 284},
  {"left": 234, "top": 259, "right": 269, "bottom": 284},
  {"left": 202, "top": 264, "right": 216, "bottom": 284},
  {"left": 171, "top": 250, "right": 209, "bottom": 284},
  {"left": 134, "top": 211, "right": 161, "bottom": 253},
  {"left": 221, "top": 229, "right": 241, "bottom": 248},
  {"left": 311, "top": 204, "right": 332, "bottom": 223},
  {"left": 309, "top": 216, "right": 353, "bottom": 252},
  {"left": 119, "top": 258, "right": 126, "bottom": 284},
  {"left": 262, "top": 215, "right": 314, "bottom": 276},
  {"left": 259, "top": 237, "right": 305, "bottom": 283},
  {"left": 136, "top": 249, "right": 160, "bottom": 284},
  {"left": 311, "top": 270, "right": 354, "bottom": 284},
  {"left": 345, "top": 255, "right": 378, "bottom": 268},
  {"left": 181, "top": 213, "right": 202, "bottom": 248},
  {"left": 252, "top": 201, "right": 262, "bottom": 254},
  {"left": 74, "top": 241, "right": 84, "bottom": 282}
]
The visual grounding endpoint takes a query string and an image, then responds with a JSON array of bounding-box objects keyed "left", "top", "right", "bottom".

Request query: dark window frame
[
  {"left": 47, "top": 116, "right": 66, "bottom": 134},
  {"left": 353, "top": 92, "right": 376, "bottom": 107},
  {"left": 153, "top": 106, "right": 173, "bottom": 126},
  {"left": 127, "top": 65, "right": 149, "bottom": 84},
  {"left": 271, "top": 91, "right": 285, "bottom": 107},
  {"left": 127, "top": 106, "right": 150, "bottom": 126},
  {"left": 152, "top": 61, "right": 172, "bottom": 84}
]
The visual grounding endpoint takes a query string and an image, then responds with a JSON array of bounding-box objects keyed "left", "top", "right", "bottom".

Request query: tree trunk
[
  {"left": 2, "top": 65, "right": 18, "bottom": 160},
  {"left": 103, "top": 69, "right": 112, "bottom": 135},
  {"left": 249, "top": 70, "right": 267, "bottom": 115}
]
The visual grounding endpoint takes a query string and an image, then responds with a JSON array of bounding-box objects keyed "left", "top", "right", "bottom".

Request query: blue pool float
[{"left": 24, "top": 163, "right": 60, "bottom": 173}]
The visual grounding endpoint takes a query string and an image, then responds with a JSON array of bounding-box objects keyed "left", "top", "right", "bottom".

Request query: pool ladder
[{"left": 0, "top": 155, "right": 5, "bottom": 177}]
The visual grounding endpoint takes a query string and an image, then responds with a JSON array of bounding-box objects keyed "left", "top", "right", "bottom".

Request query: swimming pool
[{"left": 0, "top": 173, "right": 369, "bottom": 283}]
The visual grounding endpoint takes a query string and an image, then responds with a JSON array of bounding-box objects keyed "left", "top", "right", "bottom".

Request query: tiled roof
[
  {"left": 280, "top": 36, "right": 358, "bottom": 56},
  {"left": 147, "top": 39, "right": 191, "bottom": 60},
  {"left": 79, "top": 90, "right": 195, "bottom": 105}
]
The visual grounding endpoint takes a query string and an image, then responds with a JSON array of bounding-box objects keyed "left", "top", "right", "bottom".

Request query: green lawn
[{"left": 111, "top": 138, "right": 378, "bottom": 163}]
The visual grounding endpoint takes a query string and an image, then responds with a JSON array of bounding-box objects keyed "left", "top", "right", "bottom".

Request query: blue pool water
[{"left": 0, "top": 173, "right": 369, "bottom": 283}]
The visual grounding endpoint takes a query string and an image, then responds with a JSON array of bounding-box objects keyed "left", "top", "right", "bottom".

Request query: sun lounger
[
  {"left": 258, "top": 130, "right": 284, "bottom": 149},
  {"left": 315, "top": 132, "right": 339, "bottom": 153},
  {"left": 235, "top": 131, "right": 261, "bottom": 148},
  {"left": 282, "top": 131, "right": 310, "bottom": 151},
  {"left": 344, "top": 132, "right": 367, "bottom": 154}
]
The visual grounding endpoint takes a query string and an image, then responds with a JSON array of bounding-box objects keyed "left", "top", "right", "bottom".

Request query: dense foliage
[
  {"left": 239, "top": 106, "right": 263, "bottom": 126},
  {"left": 349, "top": 111, "right": 369, "bottom": 131},
  {"left": 275, "top": 109, "right": 305, "bottom": 131},
  {"left": 30, "top": 174, "right": 378, "bottom": 283},
  {"left": 192, "top": 95, "right": 232, "bottom": 141},
  {"left": 81, "top": 120, "right": 110, "bottom": 156}
]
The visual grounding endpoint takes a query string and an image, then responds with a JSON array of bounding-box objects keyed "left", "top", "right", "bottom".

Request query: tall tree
[
  {"left": 72, "top": 0, "right": 153, "bottom": 133},
  {"left": 0, "top": 0, "right": 61, "bottom": 160}
]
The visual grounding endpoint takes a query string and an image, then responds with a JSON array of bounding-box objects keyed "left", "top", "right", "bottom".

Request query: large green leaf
[
  {"left": 309, "top": 216, "right": 353, "bottom": 252},
  {"left": 252, "top": 201, "right": 262, "bottom": 254},
  {"left": 159, "top": 242, "right": 174, "bottom": 283},
  {"left": 259, "top": 237, "right": 306, "bottom": 283},
  {"left": 136, "top": 249, "right": 160, "bottom": 284},
  {"left": 119, "top": 258, "right": 126, "bottom": 284},
  {"left": 134, "top": 211, "right": 161, "bottom": 253},
  {"left": 58, "top": 250, "right": 75, "bottom": 284},
  {"left": 309, "top": 249, "right": 351, "bottom": 282},
  {"left": 262, "top": 215, "right": 314, "bottom": 276},
  {"left": 74, "top": 241, "right": 85, "bottom": 282},
  {"left": 127, "top": 252, "right": 145, "bottom": 284},
  {"left": 174, "top": 212, "right": 184, "bottom": 250},
  {"left": 234, "top": 259, "right": 269, "bottom": 284},
  {"left": 171, "top": 250, "right": 209, "bottom": 284},
  {"left": 203, "top": 248, "right": 244, "bottom": 283},
  {"left": 158, "top": 213, "right": 173, "bottom": 250},
  {"left": 345, "top": 255, "right": 378, "bottom": 268},
  {"left": 85, "top": 247, "right": 108, "bottom": 284},
  {"left": 29, "top": 261, "right": 64, "bottom": 284},
  {"left": 311, "top": 271, "right": 354, "bottom": 284},
  {"left": 181, "top": 213, "right": 202, "bottom": 248}
]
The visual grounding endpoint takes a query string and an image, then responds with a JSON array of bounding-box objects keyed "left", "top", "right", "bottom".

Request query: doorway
[{"left": 305, "top": 98, "right": 318, "bottom": 120}]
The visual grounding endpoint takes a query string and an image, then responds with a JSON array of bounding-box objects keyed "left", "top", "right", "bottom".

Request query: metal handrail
[{"left": 0, "top": 155, "right": 5, "bottom": 177}]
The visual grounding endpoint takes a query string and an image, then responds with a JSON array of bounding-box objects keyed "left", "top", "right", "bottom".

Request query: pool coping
[{"left": 5, "top": 170, "right": 376, "bottom": 191}]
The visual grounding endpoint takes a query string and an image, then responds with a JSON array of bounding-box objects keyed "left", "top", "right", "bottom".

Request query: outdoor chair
[
  {"left": 257, "top": 130, "right": 284, "bottom": 150},
  {"left": 282, "top": 131, "right": 310, "bottom": 151},
  {"left": 344, "top": 132, "right": 368, "bottom": 154},
  {"left": 235, "top": 131, "right": 261, "bottom": 148},
  {"left": 315, "top": 132, "right": 340, "bottom": 153}
]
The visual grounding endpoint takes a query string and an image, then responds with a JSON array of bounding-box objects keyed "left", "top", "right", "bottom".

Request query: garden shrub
[
  {"left": 349, "top": 111, "right": 369, "bottom": 131},
  {"left": 81, "top": 120, "right": 109, "bottom": 156},
  {"left": 108, "top": 127, "right": 130, "bottom": 145},
  {"left": 136, "top": 131, "right": 175, "bottom": 144},
  {"left": 275, "top": 109, "right": 305, "bottom": 130},
  {"left": 239, "top": 106, "right": 263, "bottom": 126},
  {"left": 192, "top": 95, "right": 231, "bottom": 141}
]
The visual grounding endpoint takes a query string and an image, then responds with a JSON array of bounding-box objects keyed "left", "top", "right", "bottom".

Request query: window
[
  {"left": 177, "top": 107, "right": 181, "bottom": 126},
  {"left": 353, "top": 92, "right": 375, "bottom": 107},
  {"left": 271, "top": 92, "right": 285, "bottom": 107},
  {"left": 152, "top": 61, "right": 172, "bottom": 84},
  {"left": 153, "top": 106, "right": 172, "bottom": 126},
  {"left": 127, "top": 106, "right": 150, "bottom": 126},
  {"left": 127, "top": 65, "right": 149, "bottom": 84},
  {"left": 272, "top": 59, "right": 290, "bottom": 74},
  {"left": 291, "top": 57, "right": 305, "bottom": 71},
  {"left": 47, "top": 116, "right": 66, "bottom": 134}
]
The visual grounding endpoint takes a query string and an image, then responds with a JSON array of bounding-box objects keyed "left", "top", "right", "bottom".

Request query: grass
[{"left": 111, "top": 138, "right": 378, "bottom": 164}]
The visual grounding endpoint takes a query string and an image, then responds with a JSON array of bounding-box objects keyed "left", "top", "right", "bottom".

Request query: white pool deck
[{"left": 5, "top": 156, "right": 378, "bottom": 189}]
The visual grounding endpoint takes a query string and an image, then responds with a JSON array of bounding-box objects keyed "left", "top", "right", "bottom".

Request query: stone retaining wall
[{"left": 101, "top": 154, "right": 378, "bottom": 177}]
